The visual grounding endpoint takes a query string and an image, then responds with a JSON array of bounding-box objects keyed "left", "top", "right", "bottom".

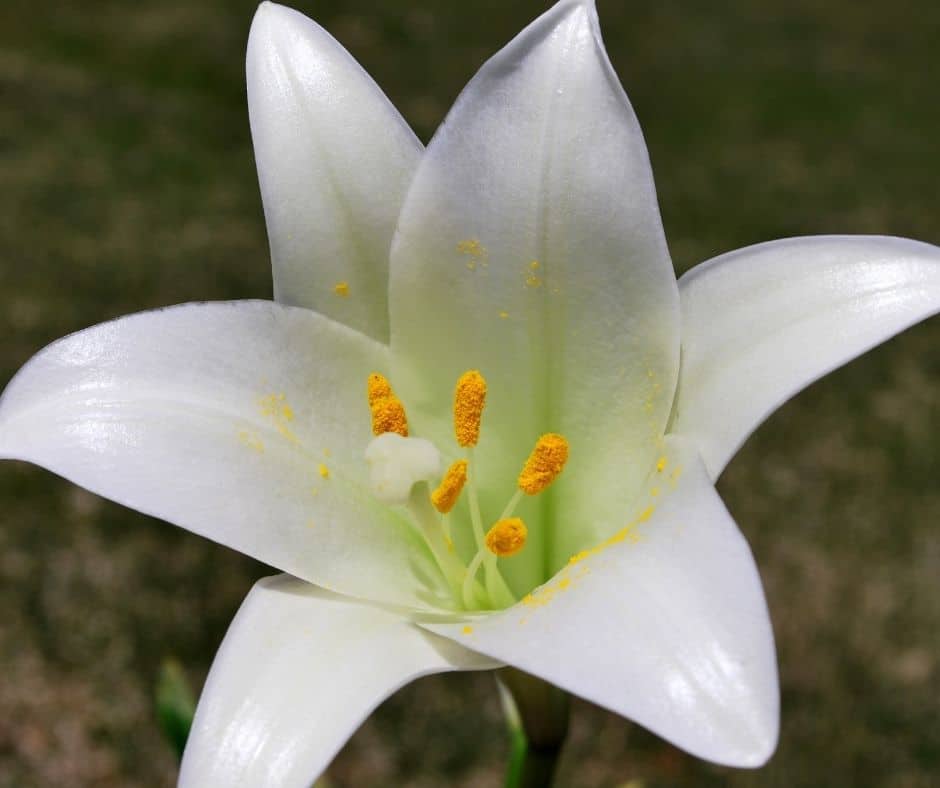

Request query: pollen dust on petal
[
  {"left": 334, "top": 281, "right": 350, "bottom": 297},
  {"left": 457, "top": 239, "right": 488, "bottom": 270},
  {"left": 462, "top": 625, "right": 474, "bottom": 635},
  {"left": 567, "top": 502, "right": 658, "bottom": 567},
  {"left": 525, "top": 260, "right": 543, "bottom": 289},
  {"left": 519, "top": 567, "right": 588, "bottom": 622},
  {"left": 258, "top": 393, "right": 300, "bottom": 444},
  {"left": 237, "top": 429, "right": 265, "bottom": 453},
  {"left": 318, "top": 463, "right": 330, "bottom": 479}
]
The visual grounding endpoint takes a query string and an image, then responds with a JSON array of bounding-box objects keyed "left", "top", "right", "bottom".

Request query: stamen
[
  {"left": 431, "top": 459, "right": 468, "bottom": 514},
  {"left": 367, "top": 372, "right": 408, "bottom": 436},
  {"left": 367, "top": 373, "right": 392, "bottom": 406},
  {"left": 371, "top": 397, "right": 408, "bottom": 437},
  {"left": 485, "top": 518, "right": 528, "bottom": 557},
  {"left": 518, "top": 433, "right": 569, "bottom": 495},
  {"left": 454, "top": 370, "right": 487, "bottom": 447}
]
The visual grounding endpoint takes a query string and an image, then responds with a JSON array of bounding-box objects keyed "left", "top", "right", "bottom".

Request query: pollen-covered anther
[
  {"left": 367, "top": 372, "right": 408, "bottom": 437},
  {"left": 485, "top": 517, "right": 527, "bottom": 557},
  {"left": 367, "top": 373, "right": 392, "bottom": 406},
  {"left": 518, "top": 433, "right": 570, "bottom": 495},
  {"left": 453, "top": 370, "right": 487, "bottom": 447},
  {"left": 371, "top": 397, "right": 408, "bottom": 437},
  {"left": 431, "top": 459, "right": 468, "bottom": 514}
]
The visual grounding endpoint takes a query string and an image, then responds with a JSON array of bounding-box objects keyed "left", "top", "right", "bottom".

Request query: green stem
[{"left": 499, "top": 668, "right": 570, "bottom": 788}]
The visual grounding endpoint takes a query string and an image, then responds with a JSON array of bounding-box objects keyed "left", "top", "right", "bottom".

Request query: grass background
[{"left": 0, "top": 0, "right": 937, "bottom": 785}]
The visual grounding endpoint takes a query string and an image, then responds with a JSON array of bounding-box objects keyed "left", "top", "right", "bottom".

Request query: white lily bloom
[{"left": 1, "top": 0, "right": 938, "bottom": 784}]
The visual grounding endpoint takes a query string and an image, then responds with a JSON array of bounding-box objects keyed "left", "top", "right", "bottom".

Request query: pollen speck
[
  {"left": 525, "top": 273, "right": 542, "bottom": 288},
  {"left": 318, "top": 464, "right": 330, "bottom": 479},
  {"left": 462, "top": 625, "right": 474, "bottom": 635},
  {"left": 499, "top": 311, "right": 509, "bottom": 319},
  {"left": 431, "top": 459, "right": 468, "bottom": 513},
  {"left": 655, "top": 456, "right": 667, "bottom": 473},
  {"left": 334, "top": 281, "right": 350, "bottom": 297},
  {"left": 258, "top": 393, "right": 299, "bottom": 443},
  {"left": 454, "top": 370, "right": 487, "bottom": 447},
  {"left": 529, "top": 260, "right": 540, "bottom": 270},
  {"left": 457, "top": 239, "right": 486, "bottom": 257},
  {"left": 237, "top": 429, "right": 265, "bottom": 453},
  {"left": 485, "top": 518, "right": 527, "bottom": 557},
  {"left": 518, "top": 433, "right": 569, "bottom": 495}
]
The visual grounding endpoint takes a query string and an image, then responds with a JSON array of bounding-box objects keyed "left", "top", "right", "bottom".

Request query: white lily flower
[{"left": 1, "top": 0, "right": 938, "bottom": 784}]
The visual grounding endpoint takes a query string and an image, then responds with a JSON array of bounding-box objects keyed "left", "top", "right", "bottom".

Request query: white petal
[
  {"left": 248, "top": 2, "right": 422, "bottom": 341},
  {"left": 675, "top": 236, "right": 940, "bottom": 478},
  {"left": 426, "top": 436, "right": 779, "bottom": 767},
  {"left": 180, "top": 575, "right": 495, "bottom": 788},
  {"left": 0, "top": 301, "right": 443, "bottom": 610},
  {"left": 389, "top": 0, "right": 679, "bottom": 587}
]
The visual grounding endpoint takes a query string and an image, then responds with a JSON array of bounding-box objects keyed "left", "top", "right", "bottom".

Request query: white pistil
[{"left": 365, "top": 433, "right": 439, "bottom": 504}]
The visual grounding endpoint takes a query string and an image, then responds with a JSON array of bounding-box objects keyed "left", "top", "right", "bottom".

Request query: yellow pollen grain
[
  {"left": 457, "top": 239, "right": 485, "bottom": 257},
  {"left": 431, "top": 459, "right": 468, "bottom": 514},
  {"left": 237, "top": 429, "right": 265, "bottom": 454},
  {"left": 529, "top": 259, "right": 540, "bottom": 270},
  {"left": 522, "top": 571, "right": 578, "bottom": 609},
  {"left": 334, "top": 281, "right": 350, "bottom": 297},
  {"left": 499, "top": 311, "right": 509, "bottom": 319},
  {"left": 462, "top": 625, "right": 474, "bottom": 635},
  {"left": 367, "top": 373, "right": 408, "bottom": 437},
  {"left": 525, "top": 273, "right": 542, "bottom": 288},
  {"left": 656, "top": 456, "right": 667, "bottom": 472},
  {"left": 518, "top": 433, "right": 569, "bottom": 495},
  {"left": 485, "top": 517, "right": 527, "bottom": 557},
  {"left": 258, "top": 393, "right": 299, "bottom": 444},
  {"left": 318, "top": 464, "right": 330, "bottom": 479},
  {"left": 453, "top": 370, "right": 487, "bottom": 447}
]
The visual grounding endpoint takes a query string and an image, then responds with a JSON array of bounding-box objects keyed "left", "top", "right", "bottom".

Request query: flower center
[{"left": 363, "top": 370, "right": 569, "bottom": 611}]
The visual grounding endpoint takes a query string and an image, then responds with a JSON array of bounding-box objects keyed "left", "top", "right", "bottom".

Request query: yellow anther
[
  {"left": 431, "top": 459, "right": 468, "bottom": 514},
  {"left": 366, "top": 373, "right": 408, "bottom": 437},
  {"left": 371, "top": 396, "right": 408, "bottom": 437},
  {"left": 485, "top": 517, "right": 527, "bottom": 557},
  {"left": 518, "top": 433, "right": 569, "bottom": 495},
  {"left": 454, "top": 370, "right": 487, "bottom": 447},
  {"left": 367, "top": 373, "right": 393, "bottom": 407}
]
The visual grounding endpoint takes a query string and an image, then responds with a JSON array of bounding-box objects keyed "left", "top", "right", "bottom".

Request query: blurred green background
[{"left": 1, "top": 0, "right": 937, "bottom": 785}]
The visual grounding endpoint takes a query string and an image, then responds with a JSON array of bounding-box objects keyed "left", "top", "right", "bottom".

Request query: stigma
[{"left": 364, "top": 433, "right": 440, "bottom": 504}]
